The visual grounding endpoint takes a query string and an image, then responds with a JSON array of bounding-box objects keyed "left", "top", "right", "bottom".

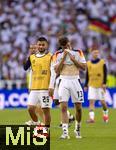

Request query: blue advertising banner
[
  {"left": 0, "top": 89, "right": 29, "bottom": 109},
  {"left": 0, "top": 88, "right": 116, "bottom": 109}
]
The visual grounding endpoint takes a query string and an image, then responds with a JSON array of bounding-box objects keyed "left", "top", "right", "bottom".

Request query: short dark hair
[
  {"left": 90, "top": 44, "right": 99, "bottom": 52},
  {"left": 58, "top": 37, "right": 69, "bottom": 47},
  {"left": 38, "top": 37, "right": 48, "bottom": 43}
]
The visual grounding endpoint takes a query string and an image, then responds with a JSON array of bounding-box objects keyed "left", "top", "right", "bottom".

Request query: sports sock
[
  {"left": 89, "top": 110, "right": 95, "bottom": 120},
  {"left": 75, "top": 121, "right": 81, "bottom": 131},
  {"left": 67, "top": 110, "right": 74, "bottom": 120},
  {"left": 103, "top": 109, "right": 108, "bottom": 116},
  {"left": 62, "top": 123, "right": 68, "bottom": 135},
  {"left": 67, "top": 110, "right": 71, "bottom": 118}
]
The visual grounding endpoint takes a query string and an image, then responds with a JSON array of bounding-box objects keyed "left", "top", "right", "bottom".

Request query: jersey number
[
  {"left": 42, "top": 96, "right": 49, "bottom": 103},
  {"left": 77, "top": 91, "right": 83, "bottom": 101}
]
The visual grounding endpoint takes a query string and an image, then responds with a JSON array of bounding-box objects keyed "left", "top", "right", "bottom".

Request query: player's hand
[
  {"left": 53, "top": 99, "right": 60, "bottom": 106},
  {"left": 68, "top": 53, "right": 75, "bottom": 61},
  {"left": 62, "top": 50, "right": 68, "bottom": 60},
  {"left": 84, "top": 86, "right": 88, "bottom": 91},
  {"left": 102, "top": 84, "right": 107, "bottom": 92},
  {"left": 48, "top": 88, "right": 54, "bottom": 97}
]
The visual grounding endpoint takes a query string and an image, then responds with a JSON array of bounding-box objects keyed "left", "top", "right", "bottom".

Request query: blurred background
[{"left": 0, "top": 0, "right": 116, "bottom": 109}]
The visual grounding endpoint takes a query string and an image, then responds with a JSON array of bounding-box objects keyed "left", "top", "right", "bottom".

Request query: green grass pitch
[{"left": 0, "top": 108, "right": 116, "bottom": 150}]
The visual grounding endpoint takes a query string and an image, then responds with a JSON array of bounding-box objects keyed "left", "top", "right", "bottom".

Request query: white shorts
[
  {"left": 28, "top": 90, "right": 52, "bottom": 108},
  {"left": 88, "top": 87, "right": 105, "bottom": 100},
  {"left": 58, "top": 75, "right": 84, "bottom": 103},
  {"left": 53, "top": 77, "right": 60, "bottom": 100}
]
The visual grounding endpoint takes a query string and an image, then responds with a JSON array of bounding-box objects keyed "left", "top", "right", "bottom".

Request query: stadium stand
[{"left": 0, "top": 0, "right": 116, "bottom": 89}]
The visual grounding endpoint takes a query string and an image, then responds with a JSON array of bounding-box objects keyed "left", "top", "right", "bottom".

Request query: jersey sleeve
[
  {"left": 49, "top": 56, "right": 57, "bottom": 89},
  {"left": 52, "top": 52, "right": 62, "bottom": 66},
  {"left": 84, "top": 67, "right": 89, "bottom": 87},
  {"left": 78, "top": 50, "right": 86, "bottom": 63},
  {"left": 103, "top": 63, "right": 107, "bottom": 84},
  {"left": 23, "top": 57, "right": 31, "bottom": 71}
]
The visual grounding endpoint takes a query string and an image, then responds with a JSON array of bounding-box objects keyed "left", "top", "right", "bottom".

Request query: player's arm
[
  {"left": 23, "top": 57, "right": 31, "bottom": 71},
  {"left": 84, "top": 68, "right": 89, "bottom": 91},
  {"left": 48, "top": 59, "right": 56, "bottom": 97},
  {"left": 68, "top": 53, "right": 86, "bottom": 70},
  {"left": 103, "top": 63, "right": 107, "bottom": 84},
  {"left": 55, "top": 51, "right": 68, "bottom": 74},
  {"left": 70, "top": 56, "right": 86, "bottom": 70},
  {"left": 102, "top": 63, "right": 107, "bottom": 91},
  {"left": 23, "top": 44, "right": 36, "bottom": 71}
]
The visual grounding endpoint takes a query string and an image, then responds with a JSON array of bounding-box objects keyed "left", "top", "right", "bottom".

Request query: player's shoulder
[
  {"left": 53, "top": 49, "right": 63, "bottom": 57},
  {"left": 87, "top": 60, "right": 91, "bottom": 63},
  {"left": 30, "top": 54, "right": 35, "bottom": 59},
  {"left": 87, "top": 60, "right": 91, "bottom": 64},
  {"left": 100, "top": 58, "right": 105, "bottom": 62},
  {"left": 46, "top": 51, "right": 52, "bottom": 56},
  {"left": 72, "top": 49, "right": 84, "bottom": 56},
  {"left": 51, "top": 50, "right": 63, "bottom": 61},
  {"left": 100, "top": 58, "right": 106, "bottom": 65},
  {"left": 54, "top": 49, "right": 63, "bottom": 55}
]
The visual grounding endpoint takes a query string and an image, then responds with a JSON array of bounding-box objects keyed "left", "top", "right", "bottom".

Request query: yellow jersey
[
  {"left": 30, "top": 52, "right": 52, "bottom": 90},
  {"left": 87, "top": 59, "right": 105, "bottom": 88}
]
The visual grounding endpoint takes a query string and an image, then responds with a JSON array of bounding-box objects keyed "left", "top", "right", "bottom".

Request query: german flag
[
  {"left": 110, "top": 15, "right": 116, "bottom": 23},
  {"left": 88, "top": 18, "right": 112, "bottom": 36}
]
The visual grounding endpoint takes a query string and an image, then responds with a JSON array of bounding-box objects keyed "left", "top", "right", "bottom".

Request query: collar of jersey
[{"left": 35, "top": 53, "right": 45, "bottom": 57}]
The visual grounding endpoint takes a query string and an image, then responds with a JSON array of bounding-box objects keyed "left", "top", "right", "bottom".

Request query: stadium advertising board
[{"left": 0, "top": 88, "right": 116, "bottom": 109}]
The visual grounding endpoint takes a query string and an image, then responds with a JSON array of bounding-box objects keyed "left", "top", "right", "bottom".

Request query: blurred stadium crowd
[{"left": 0, "top": 0, "right": 116, "bottom": 88}]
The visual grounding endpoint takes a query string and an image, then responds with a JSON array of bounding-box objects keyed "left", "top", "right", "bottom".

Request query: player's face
[
  {"left": 36, "top": 41, "right": 48, "bottom": 53},
  {"left": 92, "top": 50, "right": 99, "bottom": 59},
  {"left": 62, "top": 42, "right": 72, "bottom": 50}
]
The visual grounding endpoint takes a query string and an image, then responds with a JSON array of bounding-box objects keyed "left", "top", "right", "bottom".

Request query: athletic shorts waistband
[{"left": 60, "top": 75, "right": 80, "bottom": 79}]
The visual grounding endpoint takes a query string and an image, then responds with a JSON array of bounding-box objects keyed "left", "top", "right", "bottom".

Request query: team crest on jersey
[{"left": 41, "top": 70, "right": 47, "bottom": 75}]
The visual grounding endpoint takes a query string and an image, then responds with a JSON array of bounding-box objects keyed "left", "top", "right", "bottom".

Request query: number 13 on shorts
[{"left": 77, "top": 90, "right": 84, "bottom": 102}]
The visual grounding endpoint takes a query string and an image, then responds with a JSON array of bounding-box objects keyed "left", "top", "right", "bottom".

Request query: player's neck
[
  {"left": 92, "top": 57, "right": 99, "bottom": 60},
  {"left": 91, "top": 58, "right": 100, "bottom": 63},
  {"left": 37, "top": 50, "right": 47, "bottom": 54}
]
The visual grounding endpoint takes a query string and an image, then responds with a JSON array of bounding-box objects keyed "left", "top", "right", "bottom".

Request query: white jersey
[
  {"left": 55, "top": 49, "right": 86, "bottom": 66},
  {"left": 54, "top": 49, "right": 86, "bottom": 103}
]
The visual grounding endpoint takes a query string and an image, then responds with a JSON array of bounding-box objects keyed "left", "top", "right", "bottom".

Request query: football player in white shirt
[
  {"left": 53, "top": 49, "right": 75, "bottom": 127},
  {"left": 54, "top": 37, "right": 86, "bottom": 139}
]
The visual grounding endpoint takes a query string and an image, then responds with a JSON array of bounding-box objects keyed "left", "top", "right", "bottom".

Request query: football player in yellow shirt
[
  {"left": 84, "top": 46, "right": 109, "bottom": 123},
  {"left": 25, "top": 44, "right": 44, "bottom": 125},
  {"left": 23, "top": 37, "right": 55, "bottom": 129}
]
